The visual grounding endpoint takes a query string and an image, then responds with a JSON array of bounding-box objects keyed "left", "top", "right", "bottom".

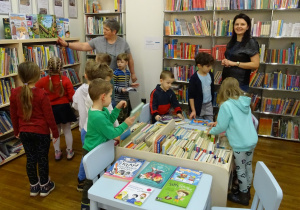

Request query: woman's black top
[{"left": 222, "top": 38, "right": 259, "bottom": 86}]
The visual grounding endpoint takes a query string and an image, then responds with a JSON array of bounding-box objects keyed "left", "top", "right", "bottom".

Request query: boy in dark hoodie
[{"left": 150, "top": 70, "right": 183, "bottom": 123}]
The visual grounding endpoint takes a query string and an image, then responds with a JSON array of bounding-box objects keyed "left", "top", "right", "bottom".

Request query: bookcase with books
[
  {"left": 0, "top": 38, "right": 81, "bottom": 166},
  {"left": 163, "top": 0, "right": 300, "bottom": 142},
  {"left": 84, "top": 0, "right": 125, "bottom": 58}
]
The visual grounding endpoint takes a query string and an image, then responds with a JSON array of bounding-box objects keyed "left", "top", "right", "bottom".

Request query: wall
[{"left": 126, "top": 0, "right": 164, "bottom": 107}]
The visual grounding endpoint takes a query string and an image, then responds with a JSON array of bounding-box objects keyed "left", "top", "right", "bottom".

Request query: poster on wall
[
  {"left": 19, "top": 0, "right": 32, "bottom": 14},
  {"left": 0, "top": 0, "right": 12, "bottom": 15},
  {"left": 54, "top": 0, "right": 64, "bottom": 18},
  {"left": 68, "top": 0, "right": 77, "bottom": 19},
  {"left": 37, "top": 0, "right": 49, "bottom": 14}
]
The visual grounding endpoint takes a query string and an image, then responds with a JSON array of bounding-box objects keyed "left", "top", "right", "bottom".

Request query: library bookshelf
[
  {"left": 116, "top": 120, "right": 233, "bottom": 207},
  {"left": 163, "top": 1, "right": 300, "bottom": 142},
  {"left": 0, "top": 38, "right": 82, "bottom": 166}
]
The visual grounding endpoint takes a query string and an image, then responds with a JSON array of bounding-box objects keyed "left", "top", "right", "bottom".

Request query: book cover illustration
[
  {"left": 159, "top": 115, "right": 182, "bottom": 124},
  {"left": 58, "top": 18, "right": 70, "bottom": 38},
  {"left": 155, "top": 180, "right": 196, "bottom": 208},
  {"left": 9, "top": 14, "right": 29, "bottom": 40},
  {"left": 56, "top": 19, "right": 65, "bottom": 37},
  {"left": 190, "top": 119, "right": 211, "bottom": 126},
  {"left": 103, "top": 156, "right": 145, "bottom": 181},
  {"left": 3, "top": 18, "right": 12, "bottom": 39},
  {"left": 170, "top": 167, "right": 203, "bottom": 185},
  {"left": 133, "top": 161, "right": 177, "bottom": 189},
  {"left": 26, "top": 15, "right": 40, "bottom": 39},
  {"left": 114, "top": 182, "right": 153, "bottom": 206},
  {"left": 38, "top": 15, "right": 57, "bottom": 38}
]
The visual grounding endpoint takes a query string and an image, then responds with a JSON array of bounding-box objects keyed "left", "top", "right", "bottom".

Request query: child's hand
[
  {"left": 121, "top": 88, "right": 127, "bottom": 93},
  {"left": 155, "top": 115, "right": 162, "bottom": 121},
  {"left": 189, "top": 111, "right": 196, "bottom": 119},
  {"left": 131, "top": 83, "right": 139, "bottom": 88},
  {"left": 208, "top": 122, "right": 217, "bottom": 128},
  {"left": 52, "top": 138, "right": 58, "bottom": 144},
  {"left": 116, "top": 100, "right": 127, "bottom": 109},
  {"left": 177, "top": 113, "right": 184, "bottom": 120},
  {"left": 124, "top": 116, "right": 136, "bottom": 127}
]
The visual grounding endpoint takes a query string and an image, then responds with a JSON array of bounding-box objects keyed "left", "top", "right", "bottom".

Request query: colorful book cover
[
  {"left": 37, "top": 15, "right": 57, "bottom": 38},
  {"left": 190, "top": 119, "right": 210, "bottom": 126},
  {"left": 3, "top": 18, "right": 12, "bottom": 39},
  {"left": 56, "top": 19, "right": 65, "bottom": 38},
  {"left": 26, "top": 15, "right": 40, "bottom": 39},
  {"left": 59, "top": 18, "right": 70, "bottom": 38},
  {"left": 9, "top": 14, "right": 29, "bottom": 40},
  {"left": 170, "top": 167, "right": 203, "bottom": 185},
  {"left": 103, "top": 156, "right": 145, "bottom": 181},
  {"left": 159, "top": 115, "right": 182, "bottom": 124},
  {"left": 114, "top": 182, "right": 153, "bottom": 206},
  {"left": 156, "top": 180, "right": 196, "bottom": 208},
  {"left": 133, "top": 161, "right": 177, "bottom": 189}
]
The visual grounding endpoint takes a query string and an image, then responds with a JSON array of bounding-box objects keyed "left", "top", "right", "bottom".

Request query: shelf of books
[
  {"left": 84, "top": 0, "right": 125, "bottom": 56},
  {"left": 115, "top": 119, "right": 233, "bottom": 206},
  {"left": 163, "top": 0, "right": 300, "bottom": 142}
]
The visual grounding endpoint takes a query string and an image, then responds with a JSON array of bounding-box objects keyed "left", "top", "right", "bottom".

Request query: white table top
[{"left": 88, "top": 167, "right": 213, "bottom": 210}]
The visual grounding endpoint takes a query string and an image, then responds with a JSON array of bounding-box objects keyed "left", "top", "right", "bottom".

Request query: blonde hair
[
  {"left": 217, "top": 77, "right": 245, "bottom": 105},
  {"left": 48, "top": 57, "right": 64, "bottom": 97},
  {"left": 88, "top": 78, "right": 112, "bottom": 101},
  {"left": 85, "top": 59, "right": 113, "bottom": 81},
  {"left": 160, "top": 70, "right": 174, "bottom": 80},
  {"left": 95, "top": 53, "right": 111, "bottom": 65},
  {"left": 18, "top": 62, "right": 40, "bottom": 121}
]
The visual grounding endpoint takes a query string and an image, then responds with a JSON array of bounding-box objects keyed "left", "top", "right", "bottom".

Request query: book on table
[
  {"left": 133, "top": 161, "right": 177, "bottom": 189},
  {"left": 155, "top": 179, "right": 196, "bottom": 208},
  {"left": 170, "top": 166, "right": 203, "bottom": 185},
  {"left": 114, "top": 182, "right": 154, "bottom": 206},
  {"left": 159, "top": 115, "right": 182, "bottom": 124},
  {"left": 103, "top": 156, "right": 145, "bottom": 181},
  {"left": 130, "top": 102, "right": 144, "bottom": 125}
]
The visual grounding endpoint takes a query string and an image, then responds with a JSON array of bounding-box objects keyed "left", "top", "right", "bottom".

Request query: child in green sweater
[{"left": 81, "top": 78, "right": 135, "bottom": 209}]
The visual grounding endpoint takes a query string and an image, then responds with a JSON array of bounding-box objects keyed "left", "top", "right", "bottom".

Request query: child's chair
[
  {"left": 212, "top": 161, "right": 283, "bottom": 210},
  {"left": 138, "top": 103, "right": 151, "bottom": 123}
]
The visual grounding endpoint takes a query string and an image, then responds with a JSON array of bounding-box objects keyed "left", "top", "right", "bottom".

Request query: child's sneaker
[
  {"left": 77, "top": 178, "right": 85, "bottom": 192},
  {"left": 81, "top": 202, "right": 90, "bottom": 210},
  {"left": 55, "top": 150, "right": 62, "bottom": 161},
  {"left": 40, "top": 180, "right": 55, "bottom": 197},
  {"left": 66, "top": 149, "right": 74, "bottom": 160},
  {"left": 30, "top": 182, "right": 40, "bottom": 196}
]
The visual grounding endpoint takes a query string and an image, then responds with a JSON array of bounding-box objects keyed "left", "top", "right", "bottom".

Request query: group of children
[{"left": 10, "top": 51, "right": 257, "bottom": 209}]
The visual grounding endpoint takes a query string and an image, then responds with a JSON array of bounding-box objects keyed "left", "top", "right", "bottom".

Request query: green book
[
  {"left": 130, "top": 102, "right": 144, "bottom": 125},
  {"left": 156, "top": 180, "right": 196, "bottom": 208},
  {"left": 3, "top": 18, "right": 11, "bottom": 39}
]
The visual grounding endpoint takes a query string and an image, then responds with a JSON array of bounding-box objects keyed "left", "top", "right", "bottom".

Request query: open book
[{"left": 126, "top": 87, "right": 137, "bottom": 92}]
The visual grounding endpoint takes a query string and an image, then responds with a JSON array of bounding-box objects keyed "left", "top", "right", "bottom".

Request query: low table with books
[{"left": 88, "top": 156, "right": 213, "bottom": 210}]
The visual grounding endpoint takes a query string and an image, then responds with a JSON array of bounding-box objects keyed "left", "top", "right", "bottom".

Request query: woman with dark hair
[{"left": 221, "top": 13, "right": 260, "bottom": 92}]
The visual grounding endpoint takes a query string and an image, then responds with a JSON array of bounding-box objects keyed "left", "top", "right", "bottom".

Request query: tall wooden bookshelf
[
  {"left": 163, "top": 0, "right": 300, "bottom": 142},
  {"left": 0, "top": 38, "right": 81, "bottom": 166}
]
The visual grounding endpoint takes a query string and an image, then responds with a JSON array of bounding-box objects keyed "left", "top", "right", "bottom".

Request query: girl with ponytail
[
  {"left": 36, "top": 57, "right": 76, "bottom": 161},
  {"left": 10, "top": 62, "right": 59, "bottom": 197}
]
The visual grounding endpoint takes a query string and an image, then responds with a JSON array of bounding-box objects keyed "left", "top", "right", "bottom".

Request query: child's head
[
  {"left": 195, "top": 52, "right": 214, "bottom": 74},
  {"left": 116, "top": 53, "right": 129, "bottom": 70},
  {"left": 89, "top": 78, "right": 113, "bottom": 107},
  {"left": 160, "top": 70, "right": 174, "bottom": 91},
  {"left": 18, "top": 62, "right": 40, "bottom": 121},
  {"left": 85, "top": 59, "right": 113, "bottom": 82},
  {"left": 217, "top": 77, "right": 245, "bottom": 105},
  {"left": 48, "top": 56, "right": 64, "bottom": 97},
  {"left": 95, "top": 53, "right": 111, "bottom": 65}
]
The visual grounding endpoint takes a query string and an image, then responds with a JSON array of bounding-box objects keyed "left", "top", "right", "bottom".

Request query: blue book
[
  {"left": 133, "top": 161, "right": 177, "bottom": 189},
  {"left": 170, "top": 166, "right": 203, "bottom": 185}
]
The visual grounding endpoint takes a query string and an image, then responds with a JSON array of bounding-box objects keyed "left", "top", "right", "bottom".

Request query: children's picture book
[
  {"left": 103, "top": 156, "right": 145, "bottom": 181},
  {"left": 130, "top": 102, "right": 144, "bottom": 125},
  {"left": 56, "top": 18, "right": 65, "bottom": 37},
  {"left": 9, "top": 14, "right": 29, "bottom": 40},
  {"left": 155, "top": 180, "right": 196, "bottom": 208},
  {"left": 190, "top": 119, "right": 211, "bottom": 126},
  {"left": 133, "top": 161, "right": 177, "bottom": 189},
  {"left": 58, "top": 18, "right": 70, "bottom": 37},
  {"left": 114, "top": 182, "right": 153, "bottom": 206},
  {"left": 170, "top": 167, "right": 203, "bottom": 185},
  {"left": 26, "top": 15, "right": 40, "bottom": 39},
  {"left": 3, "top": 18, "right": 12, "bottom": 39},
  {"left": 37, "top": 14, "right": 57, "bottom": 38},
  {"left": 159, "top": 115, "right": 182, "bottom": 124}
]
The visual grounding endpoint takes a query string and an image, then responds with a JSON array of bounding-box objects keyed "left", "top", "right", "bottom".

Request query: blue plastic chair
[{"left": 212, "top": 161, "right": 283, "bottom": 210}]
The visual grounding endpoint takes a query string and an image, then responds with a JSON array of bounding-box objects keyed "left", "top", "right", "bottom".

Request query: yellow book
[
  {"left": 0, "top": 48, "right": 2, "bottom": 76},
  {"left": 0, "top": 81, "right": 4, "bottom": 105},
  {"left": 276, "top": 20, "right": 281, "bottom": 37},
  {"left": 1, "top": 48, "right": 5, "bottom": 76}
]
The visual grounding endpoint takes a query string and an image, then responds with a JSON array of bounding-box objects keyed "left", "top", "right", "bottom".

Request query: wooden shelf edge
[
  {"left": 0, "top": 73, "right": 18, "bottom": 79},
  {"left": 0, "top": 149, "right": 25, "bottom": 166},
  {"left": 258, "top": 134, "right": 300, "bottom": 142},
  {"left": 0, "top": 38, "right": 80, "bottom": 45},
  {"left": 0, "top": 129, "right": 14, "bottom": 137},
  {"left": 0, "top": 103, "right": 10, "bottom": 109}
]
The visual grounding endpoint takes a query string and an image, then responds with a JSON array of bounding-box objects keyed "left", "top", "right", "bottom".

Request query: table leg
[{"left": 90, "top": 200, "right": 98, "bottom": 210}]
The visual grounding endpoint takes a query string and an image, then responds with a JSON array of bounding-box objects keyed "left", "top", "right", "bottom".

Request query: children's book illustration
[
  {"left": 190, "top": 119, "right": 211, "bottom": 126},
  {"left": 114, "top": 182, "right": 153, "bottom": 206},
  {"left": 3, "top": 18, "right": 12, "bottom": 39},
  {"left": 160, "top": 115, "right": 182, "bottom": 124},
  {"left": 156, "top": 180, "right": 196, "bottom": 208},
  {"left": 9, "top": 14, "right": 29, "bottom": 40},
  {"left": 103, "top": 156, "right": 145, "bottom": 181},
  {"left": 170, "top": 167, "right": 203, "bottom": 185},
  {"left": 37, "top": 15, "right": 57, "bottom": 38},
  {"left": 26, "top": 15, "right": 40, "bottom": 39},
  {"left": 133, "top": 161, "right": 176, "bottom": 189}
]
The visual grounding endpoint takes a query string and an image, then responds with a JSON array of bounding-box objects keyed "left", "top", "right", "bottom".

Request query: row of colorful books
[
  {"left": 4, "top": 14, "right": 70, "bottom": 40},
  {"left": 230, "top": 0, "right": 271, "bottom": 9},
  {"left": 0, "top": 48, "right": 19, "bottom": 77},
  {"left": 164, "top": 65, "right": 197, "bottom": 82},
  {"left": 173, "top": 84, "right": 188, "bottom": 103},
  {"left": 270, "top": 20, "right": 300, "bottom": 37},
  {"left": 214, "top": 18, "right": 233, "bottom": 36},
  {"left": 106, "top": 156, "right": 203, "bottom": 207},
  {"left": 86, "top": 16, "right": 121, "bottom": 35},
  {"left": 251, "top": 94, "right": 262, "bottom": 111},
  {"left": 252, "top": 21, "right": 271, "bottom": 37},
  {"left": 23, "top": 45, "right": 80, "bottom": 70},
  {"left": 262, "top": 71, "right": 300, "bottom": 90},
  {"left": 40, "top": 68, "right": 81, "bottom": 86},
  {"left": 0, "top": 138, "right": 23, "bottom": 164},
  {"left": 0, "top": 111, "right": 13, "bottom": 135},
  {"left": 84, "top": 0, "right": 101, "bottom": 13},
  {"left": 165, "top": 0, "right": 214, "bottom": 11},
  {"left": 0, "top": 78, "right": 15, "bottom": 106},
  {"left": 212, "top": 45, "right": 226, "bottom": 61},
  {"left": 260, "top": 97, "right": 300, "bottom": 116},
  {"left": 258, "top": 118, "right": 299, "bottom": 140},
  {"left": 249, "top": 71, "right": 264, "bottom": 87}
]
